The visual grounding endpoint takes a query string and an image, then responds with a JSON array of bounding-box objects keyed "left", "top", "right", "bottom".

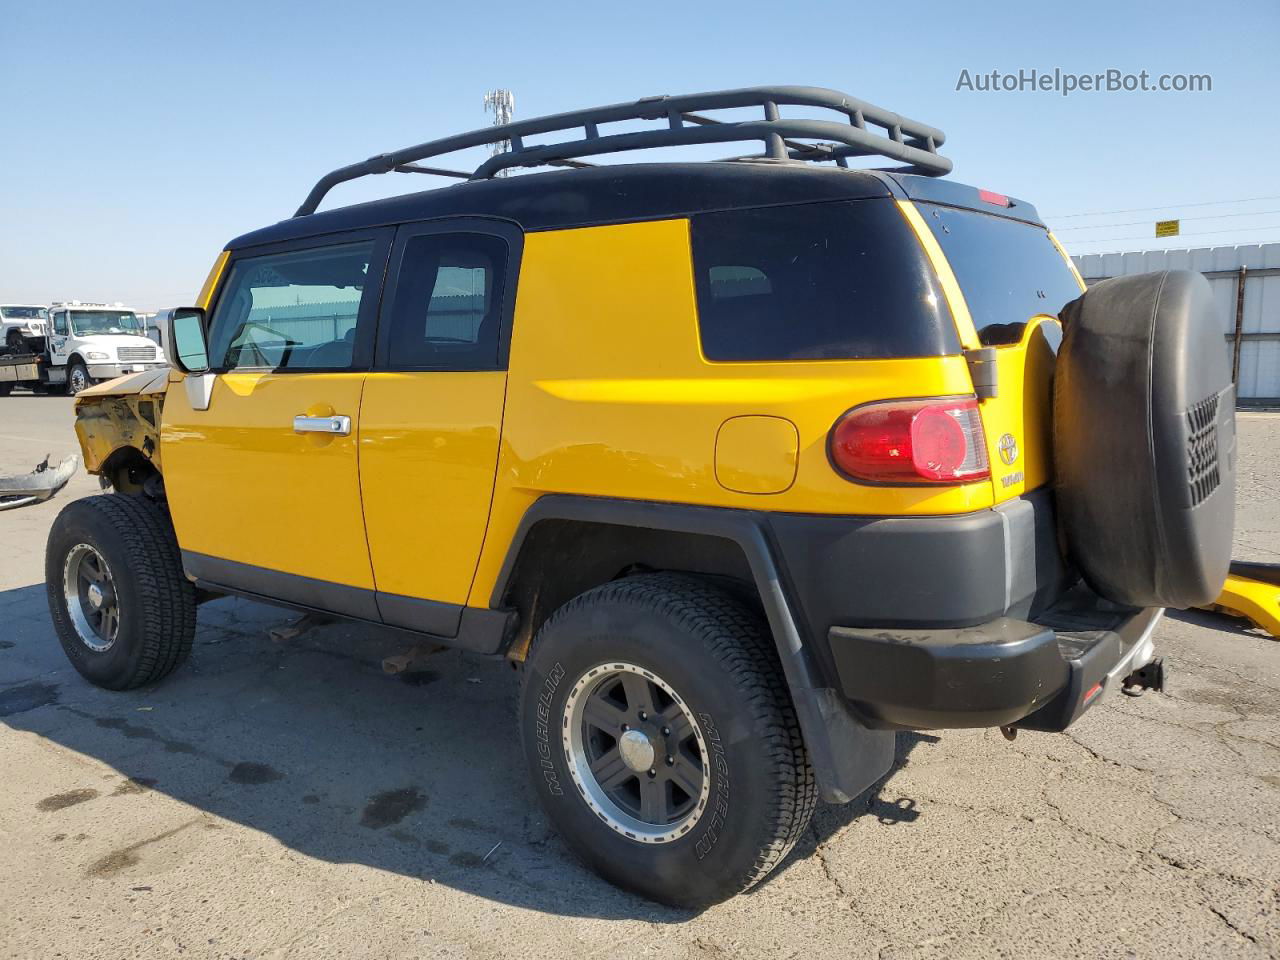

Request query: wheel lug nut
[
  {"left": 662, "top": 727, "right": 670, "bottom": 736},
  {"left": 665, "top": 756, "right": 674, "bottom": 766},
  {"left": 621, "top": 724, "right": 629, "bottom": 731},
  {"left": 638, "top": 711, "right": 647, "bottom": 721},
  {"left": 648, "top": 768, "right": 656, "bottom": 777}
]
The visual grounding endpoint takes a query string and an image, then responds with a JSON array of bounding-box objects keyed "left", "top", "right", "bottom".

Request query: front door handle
[{"left": 294, "top": 414, "right": 351, "bottom": 436}]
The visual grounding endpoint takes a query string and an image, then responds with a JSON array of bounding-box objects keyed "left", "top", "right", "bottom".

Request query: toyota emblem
[{"left": 998, "top": 433, "right": 1019, "bottom": 466}]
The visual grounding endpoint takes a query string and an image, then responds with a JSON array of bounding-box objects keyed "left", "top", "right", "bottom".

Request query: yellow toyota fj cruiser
[{"left": 49, "top": 86, "right": 1236, "bottom": 907}]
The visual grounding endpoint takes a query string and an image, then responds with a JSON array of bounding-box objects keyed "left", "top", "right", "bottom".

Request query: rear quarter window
[
  {"left": 919, "top": 203, "right": 1083, "bottom": 346},
  {"left": 690, "top": 199, "right": 959, "bottom": 362}
]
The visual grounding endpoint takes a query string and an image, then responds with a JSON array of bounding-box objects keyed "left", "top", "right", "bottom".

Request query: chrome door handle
[{"left": 293, "top": 414, "right": 351, "bottom": 436}]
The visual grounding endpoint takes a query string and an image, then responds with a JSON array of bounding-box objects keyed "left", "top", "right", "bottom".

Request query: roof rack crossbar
[{"left": 294, "top": 85, "right": 950, "bottom": 217}]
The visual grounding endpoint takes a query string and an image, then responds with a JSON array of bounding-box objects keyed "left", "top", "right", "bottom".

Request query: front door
[
  {"left": 162, "top": 230, "right": 392, "bottom": 618},
  {"left": 358, "top": 220, "right": 518, "bottom": 636},
  {"left": 49, "top": 309, "right": 71, "bottom": 366}
]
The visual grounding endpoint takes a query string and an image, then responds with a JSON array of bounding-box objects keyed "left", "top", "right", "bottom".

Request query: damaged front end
[{"left": 74, "top": 368, "right": 169, "bottom": 493}]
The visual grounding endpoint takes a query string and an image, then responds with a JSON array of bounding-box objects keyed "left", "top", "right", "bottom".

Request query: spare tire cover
[{"left": 1055, "top": 270, "right": 1235, "bottom": 609}]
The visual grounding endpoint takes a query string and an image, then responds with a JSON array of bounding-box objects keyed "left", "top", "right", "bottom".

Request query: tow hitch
[{"left": 1122, "top": 657, "right": 1166, "bottom": 697}]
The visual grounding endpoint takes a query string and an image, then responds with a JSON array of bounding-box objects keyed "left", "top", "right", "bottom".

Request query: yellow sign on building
[{"left": 1155, "top": 219, "right": 1180, "bottom": 237}]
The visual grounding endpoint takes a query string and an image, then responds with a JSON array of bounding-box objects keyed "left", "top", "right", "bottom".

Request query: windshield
[
  {"left": 1, "top": 306, "right": 48, "bottom": 321},
  {"left": 70, "top": 310, "right": 143, "bottom": 336},
  {"left": 919, "top": 203, "right": 1084, "bottom": 346}
]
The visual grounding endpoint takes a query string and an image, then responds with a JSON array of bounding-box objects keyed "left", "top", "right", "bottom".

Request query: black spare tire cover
[{"left": 1055, "top": 270, "right": 1235, "bottom": 609}]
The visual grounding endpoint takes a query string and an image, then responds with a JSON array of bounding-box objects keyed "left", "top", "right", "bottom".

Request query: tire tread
[
  {"left": 48, "top": 493, "right": 195, "bottom": 689},
  {"left": 532, "top": 572, "right": 816, "bottom": 901}
]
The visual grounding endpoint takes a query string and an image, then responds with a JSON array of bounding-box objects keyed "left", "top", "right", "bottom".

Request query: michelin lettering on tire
[
  {"left": 694, "top": 711, "right": 730, "bottom": 860},
  {"left": 534, "top": 661, "right": 566, "bottom": 796}
]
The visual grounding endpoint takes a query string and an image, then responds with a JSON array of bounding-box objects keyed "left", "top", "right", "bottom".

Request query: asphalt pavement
[{"left": 1, "top": 393, "right": 1277, "bottom": 959}]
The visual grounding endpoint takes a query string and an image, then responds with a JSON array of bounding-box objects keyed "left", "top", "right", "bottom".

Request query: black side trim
[
  {"left": 183, "top": 551, "right": 381, "bottom": 621},
  {"left": 375, "top": 590, "right": 461, "bottom": 637},
  {"left": 492, "top": 495, "right": 896, "bottom": 805},
  {"left": 181, "top": 551, "right": 512, "bottom": 655}
]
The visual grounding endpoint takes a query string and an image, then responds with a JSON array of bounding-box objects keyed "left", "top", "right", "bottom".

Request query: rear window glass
[
  {"left": 383, "top": 233, "right": 509, "bottom": 370},
  {"left": 691, "top": 200, "right": 959, "bottom": 362},
  {"left": 919, "top": 203, "right": 1083, "bottom": 346}
]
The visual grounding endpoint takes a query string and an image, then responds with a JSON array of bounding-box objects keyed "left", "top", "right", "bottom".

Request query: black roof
[{"left": 228, "top": 163, "right": 1043, "bottom": 251}]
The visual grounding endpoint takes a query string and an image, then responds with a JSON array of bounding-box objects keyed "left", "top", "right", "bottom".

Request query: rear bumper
[{"left": 828, "top": 586, "right": 1163, "bottom": 731}]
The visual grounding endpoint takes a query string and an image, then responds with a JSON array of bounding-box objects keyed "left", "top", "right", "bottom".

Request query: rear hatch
[{"left": 906, "top": 192, "right": 1086, "bottom": 503}]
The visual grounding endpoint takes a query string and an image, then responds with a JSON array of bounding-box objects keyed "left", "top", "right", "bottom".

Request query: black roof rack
[{"left": 294, "top": 85, "right": 950, "bottom": 217}]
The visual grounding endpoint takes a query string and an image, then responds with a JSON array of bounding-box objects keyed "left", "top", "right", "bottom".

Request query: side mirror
[{"left": 169, "top": 308, "right": 210, "bottom": 374}]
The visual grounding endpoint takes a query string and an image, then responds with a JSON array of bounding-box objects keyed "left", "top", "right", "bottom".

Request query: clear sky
[{"left": 4, "top": 0, "right": 1277, "bottom": 310}]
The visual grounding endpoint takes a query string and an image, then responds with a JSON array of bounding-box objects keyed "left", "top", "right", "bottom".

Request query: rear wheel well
[{"left": 498, "top": 519, "right": 760, "bottom": 658}]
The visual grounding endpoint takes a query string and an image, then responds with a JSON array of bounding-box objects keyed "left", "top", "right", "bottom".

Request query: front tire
[
  {"left": 518, "top": 573, "right": 815, "bottom": 908},
  {"left": 67, "top": 360, "right": 92, "bottom": 396},
  {"left": 46, "top": 494, "right": 196, "bottom": 690}
]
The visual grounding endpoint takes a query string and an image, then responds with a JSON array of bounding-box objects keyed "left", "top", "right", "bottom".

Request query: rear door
[
  {"left": 358, "top": 219, "right": 518, "bottom": 636},
  {"left": 162, "top": 230, "right": 392, "bottom": 617},
  {"left": 912, "top": 203, "right": 1085, "bottom": 502}
]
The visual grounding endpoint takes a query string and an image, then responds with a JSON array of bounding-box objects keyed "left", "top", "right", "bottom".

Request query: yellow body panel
[
  {"left": 895, "top": 200, "right": 981, "bottom": 350},
  {"left": 892, "top": 206, "right": 1083, "bottom": 505},
  {"left": 358, "top": 372, "right": 506, "bottom": 605},
  {"left": 161, "top": 372, "right": 375, "bottom": 590},
  {"left": 714, "top": 416, "right": 798, "bottom": 494},
  {"left": 467, "top": 218, "right": 991, "bottom": 607},
  {"left": 974, "top": 318, "right": 1061, "bottom": 500},
  {"left": 196, "top": 251, "right": 230, "bottom": 309}
]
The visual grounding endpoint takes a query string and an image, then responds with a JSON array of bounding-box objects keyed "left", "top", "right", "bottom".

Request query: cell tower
[{"left": 483, "top": 89, "right": 516, "bottom": 176}]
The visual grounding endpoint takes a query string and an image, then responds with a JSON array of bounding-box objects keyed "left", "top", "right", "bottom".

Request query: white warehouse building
[{"left": 1072, "top": 243, "right": 1280, "bottom": 403}]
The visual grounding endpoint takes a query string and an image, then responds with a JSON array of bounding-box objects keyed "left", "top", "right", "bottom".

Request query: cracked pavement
[{"left": 1, "top": 396, "right": 1277, "bottom": 959}]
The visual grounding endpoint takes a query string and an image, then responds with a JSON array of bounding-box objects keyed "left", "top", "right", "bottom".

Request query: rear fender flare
[{"left": 492, "top": 494, "right": 895, "bottom": 803}]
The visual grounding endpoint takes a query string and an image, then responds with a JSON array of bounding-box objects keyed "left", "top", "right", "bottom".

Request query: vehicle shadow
[{"left": 1, "top": 583, "right": 923, "bottom": 920}]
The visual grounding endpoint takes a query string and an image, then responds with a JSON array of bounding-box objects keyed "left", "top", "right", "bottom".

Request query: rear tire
[
  {"left": 0, "top": 382, "right": 11, "bottom": 397},
  {"left": 46, "top": 494, "right": 196, "bottom": 690},
  {"left": 518, "top": 573, "right": 815, "bottom": 908},
  {"left": 5, "top": 329, "right": 25, "bottom": 354}
]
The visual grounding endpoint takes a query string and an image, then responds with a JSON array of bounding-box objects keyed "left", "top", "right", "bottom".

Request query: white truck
[
  {"left": 0, "top": 301, "right": 168, "bottom": 396},
  {"left": 1, "top": 304, "right": 50, "bottom": 353}
]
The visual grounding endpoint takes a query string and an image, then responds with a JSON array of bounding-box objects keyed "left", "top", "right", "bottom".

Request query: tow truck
[{"left": 0, "top": 301, "right": 167, "bottom": 396}]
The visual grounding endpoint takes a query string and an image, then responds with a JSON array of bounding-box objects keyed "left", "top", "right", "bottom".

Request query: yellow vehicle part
[
  {"left": 714, "top": 416, "right": 799, "bottom": 495},
  {"left": 74, "top": 368, "right": 172, "bottom": 488},
  {"left": 1205, "top": 566, "right": 1280, "bottom": 637},
  {"left": 896, "top": 201, "right": 1081, "bottom": 505},
  {"left": 974, "top": 317, "right": 1062, "bottom": 500},
  {"left": 196, "top": 251, "right": 230, "bottom": 309},
  {"left": 467, "top": 216, "right": 991, "bottom": 607},
  {"left": 358, "top": 371, "right": 506, "bottom": 606},
  {"left": 75, "top": 392, "right": 165, "bottom": 479},
  {"left": 162, "top": 372, "right": 376, "bottom": 591}
]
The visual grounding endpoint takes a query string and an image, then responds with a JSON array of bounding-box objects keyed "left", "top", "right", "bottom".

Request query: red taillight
[
  {"left": 978, "top": 188, "right": 1010, "bottom": 207},
  {"left": 829, "top": 398, "right": 991, "bottom": 484}
]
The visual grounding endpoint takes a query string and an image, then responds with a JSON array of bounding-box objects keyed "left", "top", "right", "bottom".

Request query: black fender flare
[{"left": 492, "top": 494, "right": 895, "bottom": 804}]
